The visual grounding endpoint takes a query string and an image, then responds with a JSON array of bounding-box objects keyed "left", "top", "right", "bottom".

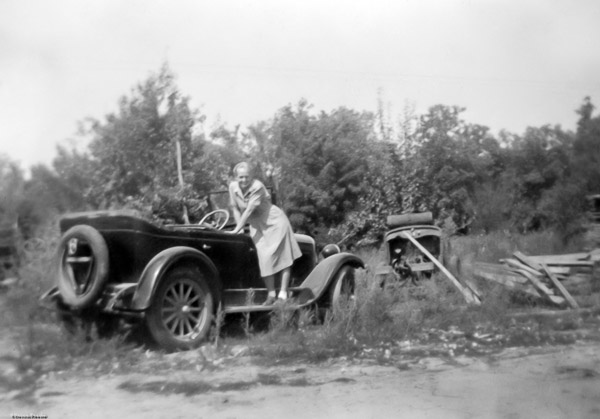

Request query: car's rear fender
[
  {"left": 131, "top": 246, "right": 220, "bottom": 311},
  {"left": 297, "top": 252, "right": 364, "bottom": 302}
]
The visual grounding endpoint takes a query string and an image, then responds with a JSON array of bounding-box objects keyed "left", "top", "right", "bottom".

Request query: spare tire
[
  {"left": 387, "top": 212, "right": 433, "bottom": 228},
  {"left": 56, "top": 225, "right": 109, "bottom": 309}
]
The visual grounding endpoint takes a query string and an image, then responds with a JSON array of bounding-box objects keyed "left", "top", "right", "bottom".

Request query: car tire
[
  {"left": 57, "top": 225, "right": 109, "bottom": 310},
  {"left": 328, "top": 265, "right": 356, "bottom": 308},
  {"left": 145, "top": 266, "right": 214, "bottom": 351}
]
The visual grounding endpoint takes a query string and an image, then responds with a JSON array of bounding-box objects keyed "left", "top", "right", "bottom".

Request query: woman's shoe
[
  {"left": 277, "top": 290, "right": 288, "bottom": 301},
  {"left": 262, "top": 295, "right": 277, "bottom": 306}
]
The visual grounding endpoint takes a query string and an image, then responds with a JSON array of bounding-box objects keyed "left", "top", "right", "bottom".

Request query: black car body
[{"left": 42, "top": 208, "right": 363, "bottom": 350}]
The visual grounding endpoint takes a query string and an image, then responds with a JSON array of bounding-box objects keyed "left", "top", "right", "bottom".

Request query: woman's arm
[
  {"left": 231, "top": 206, "right": 253, "bottom": 234},
  {"left": 229, "top": 182, "right": 242, "bottom": 223},
  {"left": 231, "top": 203, "right": 242, "bottom": 224}
]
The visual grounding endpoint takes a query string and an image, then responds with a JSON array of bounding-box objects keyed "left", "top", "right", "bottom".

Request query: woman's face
[{"left": 236, "top": 167, "right": 252, "bottom": 190}]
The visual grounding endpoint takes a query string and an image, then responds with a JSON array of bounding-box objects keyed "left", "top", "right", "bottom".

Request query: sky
[{"left": 1, "top": 0, "right": 600, "bottom": 169}]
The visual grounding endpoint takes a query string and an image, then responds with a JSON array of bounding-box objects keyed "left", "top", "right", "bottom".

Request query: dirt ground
[{"left": 2, "top": 328, "right": 600, "bottom": 419}]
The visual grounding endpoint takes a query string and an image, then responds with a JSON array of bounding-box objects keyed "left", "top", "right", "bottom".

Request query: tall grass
[
  {"left": 2, "top": 223, "right": 596, "bottom": 373},
  {"left": 2, "top": 219, "right": 59, "bottom": 329},
  {"left": 1, "top": 219, "right": 148, "bottom": 377},
  {"left": 245, "top": 267, "right": 515, "bottom": 363},
  {"left": 243, "top": 231, "right": 596, "bottom": 362}
]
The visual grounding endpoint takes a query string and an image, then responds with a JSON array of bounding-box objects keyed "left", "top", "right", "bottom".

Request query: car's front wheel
[
  {"left": 328, "top": 265, "right": 356, "bottom": 308},
  {"left": 145, "top": 266, "right": 214, "bottom": 351}
]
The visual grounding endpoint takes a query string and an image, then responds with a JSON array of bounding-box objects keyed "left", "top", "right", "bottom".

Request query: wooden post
[
  {"left": 175, "top": 140, "right": 190, "bottom": 224},
  {"left": 403, "top": 232, "right": 481, "bottom": 305}
]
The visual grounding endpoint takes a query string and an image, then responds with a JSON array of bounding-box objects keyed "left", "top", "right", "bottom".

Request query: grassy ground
[{"left": 1, "top": 226, "right": 598, "bottom": 391}]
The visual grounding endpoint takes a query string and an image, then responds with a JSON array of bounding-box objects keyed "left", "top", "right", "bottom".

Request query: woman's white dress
[{"left": 229, "top": 180, "right": 301, "bottom": 277}]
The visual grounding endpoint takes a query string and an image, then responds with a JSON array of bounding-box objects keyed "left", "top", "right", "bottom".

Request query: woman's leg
[
  {"left": 263, "top": 275, "right": 276, "bottom": 295},
  {"left": 278, "top": 267, "right": 291, "bottom": 300},
  {"left": 262, "top": 275, "right": 277, "bottom": 305}
]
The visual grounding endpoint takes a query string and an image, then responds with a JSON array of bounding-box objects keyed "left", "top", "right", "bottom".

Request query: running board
[
  {"left": 222, "top": 286, "right": 316, "bottom": 308},
  {"left": 223, "top": 303, "right": 303, "bottom": 314}
]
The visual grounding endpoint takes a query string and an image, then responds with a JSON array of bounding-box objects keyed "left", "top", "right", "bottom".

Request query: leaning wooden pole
[
  {"left": 175, "top": 139, "right": 190, "bottom": 224},
  {"left": 403, "top": 232, "right": 481, "bottom": 305}
]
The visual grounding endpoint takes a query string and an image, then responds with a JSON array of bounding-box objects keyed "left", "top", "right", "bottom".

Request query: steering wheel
[{"left": 198, "top": 209, "right": 230, "bottom": 230}]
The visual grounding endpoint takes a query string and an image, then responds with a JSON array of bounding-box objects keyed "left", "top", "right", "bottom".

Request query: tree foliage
[
  {"left": 7, "top": 63, "right": 600, "bottom": 246},
  {"left": 52, "top": 66, "right": 221, "bottom": 222},
  {"left": 245, "top": 101, "right": 376, "bottom": 239},
  {"left": 0, "top": 155, "right": 24, "bottom": 226}
]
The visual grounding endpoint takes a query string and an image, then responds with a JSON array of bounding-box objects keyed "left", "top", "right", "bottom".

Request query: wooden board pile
[{"left": 473, "top": 249, "right": 600, "bottom": 308}]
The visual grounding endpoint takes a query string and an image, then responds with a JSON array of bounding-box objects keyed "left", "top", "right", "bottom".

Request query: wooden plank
[
  {"left": 513, "top": 251, "right": 543, "bottom": 271},
  {"left": 516, "top": 269, "right": 555, "bottom": 295},
  {"left": 503, "top": 260, "right": 570, "bottom": 283},
  {"left": 546, "top": 266, "right": 571, "bottom": 275},
  {"left": 502, "top": 258, "right": 544, "bottom": 277},
  {"left": 403, "top": 232, "right": 481, "bottom": 305},
  {"left": 541, "top": 263, "right": 579, "bottom": 309},
  {"left": 527, "top": 252, "right": 590, "bottom": 263},
  {"left": 517, "top": 269, "right": 566, "bottom": 306},
  {"left": 540, "top": 261, "right": 594, "bottom": 268}
]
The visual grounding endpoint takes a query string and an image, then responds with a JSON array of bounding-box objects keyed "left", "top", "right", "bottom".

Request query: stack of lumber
[{"left": 473, "top": 249, "right": 600, "bottom": 308}]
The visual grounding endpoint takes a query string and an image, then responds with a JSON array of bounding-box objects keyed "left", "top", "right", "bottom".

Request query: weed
[
  {"left": 269, "top": 301, "right": 299, "bottom": 334},
  {"left": 242, "top": 289, "right": 255, "bottom": 336},
  {"left": 0, "top": 221, "right": 148, "bottom": 379},
  {"left": 211, "top": 302, "right": 226, "bottom": 348}
]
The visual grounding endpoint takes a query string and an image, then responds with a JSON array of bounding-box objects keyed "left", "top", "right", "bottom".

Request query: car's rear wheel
[
  {"left": 328, "top": 265, "right": 356, "bottom": 308},
  {"left": 145, "top": 266, "right": 214, "bottom": 351},
  {"left": 56, "top": 225, "right": 109, "bottom": 310}
]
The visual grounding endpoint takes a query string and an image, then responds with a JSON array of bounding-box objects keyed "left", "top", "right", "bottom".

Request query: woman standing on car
[{"left": 228, "top": 162, "right": 302, "bottom": 305}]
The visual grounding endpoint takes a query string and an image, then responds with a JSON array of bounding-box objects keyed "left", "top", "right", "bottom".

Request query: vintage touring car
[
  {"left": 41, "top": 200, "right": 363, "bottom": 351},
  {"left": 375, "top": 212, "right": 442, "bottom": 286}
]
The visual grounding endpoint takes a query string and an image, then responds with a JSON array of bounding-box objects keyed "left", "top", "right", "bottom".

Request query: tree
[
  {"left": 573, "top": 97, "right": 600, "bottom": 193},
  {"left": 401, "top": 105, "right": 497, "bottom": 233},
  {"left": 505, "top": 125, "right": 573, "bottom": 231},
  {"left": 0, "top": 155, "right": 24, "bottom": 227},
  {"left": 19, "top": 163, "right": 87, "bottom": 238},
  {"left": 56, "top": 65, "right": 209, "bottom": 222},
  {"left": 247, "top": 101, "right": 374, "bottom": 237}
]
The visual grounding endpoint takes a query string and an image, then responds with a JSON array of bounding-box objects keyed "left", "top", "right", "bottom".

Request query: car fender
[
  {"left": 298, "top": 252, "right": 364, "bottom": 302},
  {"left": 131, "top": 246, "right": 220, "bottom": 311}
]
